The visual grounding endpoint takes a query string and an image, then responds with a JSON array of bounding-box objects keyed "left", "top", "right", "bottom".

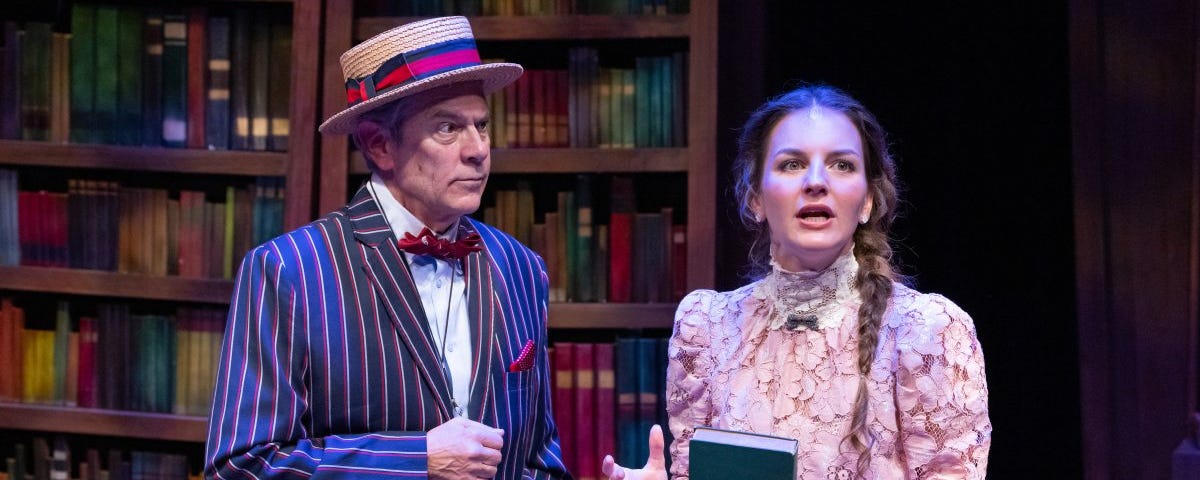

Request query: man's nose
[{"left": 461, "top": 126, "right": 488, "bottom": 164}]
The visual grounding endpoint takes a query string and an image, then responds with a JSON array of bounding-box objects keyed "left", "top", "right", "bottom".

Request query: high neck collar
[{"left": 754, "top": 249, "right": 860, "bottom": 331}]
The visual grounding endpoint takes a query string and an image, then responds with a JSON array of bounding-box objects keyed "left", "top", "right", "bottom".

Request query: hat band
[{"left": 345, "top": 37, "right": 483, "bottom": 106}]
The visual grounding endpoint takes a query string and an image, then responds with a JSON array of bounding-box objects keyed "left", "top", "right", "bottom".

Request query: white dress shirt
[{"left": 368, "top": 174, "right": 472, "bottom": 416}]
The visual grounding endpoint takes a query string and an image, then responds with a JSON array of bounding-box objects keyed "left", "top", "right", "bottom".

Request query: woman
[{"left": 603, "top": 85, "right": 991, "bottom": 479}]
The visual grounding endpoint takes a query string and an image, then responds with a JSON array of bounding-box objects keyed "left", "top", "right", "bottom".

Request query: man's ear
[{"left": 355, "top": 121, "right": 394, "bottom": 172}]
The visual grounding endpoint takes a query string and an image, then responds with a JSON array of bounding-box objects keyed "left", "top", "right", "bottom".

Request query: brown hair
[{"left": 731, "top": 84, "right": 901, "bottom": 476}]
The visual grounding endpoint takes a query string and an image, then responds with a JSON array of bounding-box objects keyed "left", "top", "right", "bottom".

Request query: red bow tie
[{"left": 396, "top": 227, "right": 482, "bottom": 261}]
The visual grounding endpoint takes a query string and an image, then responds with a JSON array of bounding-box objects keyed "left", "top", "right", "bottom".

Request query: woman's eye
[
  {"left": 781, "top": 159, "right": 802, "bottom": 171},
  {"left": 832, "top": 159, "right": 855, "bottom": 172}
]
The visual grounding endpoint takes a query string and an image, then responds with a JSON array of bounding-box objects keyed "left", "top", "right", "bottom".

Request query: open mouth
[{"left": 797, "top": 205, "right": 833, "bottom": 221}]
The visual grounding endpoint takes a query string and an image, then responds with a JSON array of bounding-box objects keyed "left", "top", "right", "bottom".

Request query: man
[{"left": 205, "top": 16, "right": 569, "bottom": 480}]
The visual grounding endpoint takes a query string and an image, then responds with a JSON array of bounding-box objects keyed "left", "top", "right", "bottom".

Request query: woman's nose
[{"left": 802, "top": 164, "right": 828, "bottom": 195}]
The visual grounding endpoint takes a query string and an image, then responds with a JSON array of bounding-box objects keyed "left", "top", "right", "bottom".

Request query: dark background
[{"left": 716, "top": 2, "right": 1079, "bottom": 477}]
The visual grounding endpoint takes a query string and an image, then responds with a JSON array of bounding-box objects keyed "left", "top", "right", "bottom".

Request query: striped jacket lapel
[
  {"left": 347, "top": 185, "right": 454, "bottom": 420},
  {"left": 460, "top": 221, "right": 499, "bottom": 421}
]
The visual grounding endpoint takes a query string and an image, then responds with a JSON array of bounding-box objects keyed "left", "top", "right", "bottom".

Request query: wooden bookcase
[
  {"left": 0, "top": 0, "right": 321, "bottom": 444},
  {"left": 317, "top": 2, "right": 718, "bottom": 330}
]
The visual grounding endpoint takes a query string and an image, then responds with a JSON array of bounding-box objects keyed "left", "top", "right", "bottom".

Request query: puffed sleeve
[
  {"left": 894, "top": 295, "right": 991, "bottom": 479},
  {"left": 666, "top": 289, "right": 719, "bottom": 480}
]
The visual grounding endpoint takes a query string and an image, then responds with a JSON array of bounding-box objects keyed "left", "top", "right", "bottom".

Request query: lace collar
[{"left": 752, "top": 250, "right": 860, "bottom": 331}]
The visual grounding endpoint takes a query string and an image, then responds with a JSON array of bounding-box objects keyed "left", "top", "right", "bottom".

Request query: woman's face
[{"left": 753, "top": 107, "right": 872, "bottom": 272}]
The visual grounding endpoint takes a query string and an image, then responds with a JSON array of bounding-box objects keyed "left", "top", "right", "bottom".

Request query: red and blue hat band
[{"left": 345, "top": 37, "right": 482, "bottom": 106}]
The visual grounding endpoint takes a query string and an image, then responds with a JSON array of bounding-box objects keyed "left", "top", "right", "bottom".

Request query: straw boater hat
[{"left": 318, "top": 16, "right": 523, "bottom": 135}]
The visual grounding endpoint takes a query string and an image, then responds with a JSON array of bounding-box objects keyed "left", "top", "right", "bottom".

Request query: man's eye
[
  {"left": 437, "top": 123, "right": 456, "bottom": 134},
  {"left": 477, "top": 120, "right": 489, "bottom": 132}
]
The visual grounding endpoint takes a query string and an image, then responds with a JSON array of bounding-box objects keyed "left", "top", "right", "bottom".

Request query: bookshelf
[
  {"left": 0, "top": 0, "right": 322, "bottom": 447},
  {"left": 317, "top": 3, "right": 718, "bottom": 329}
]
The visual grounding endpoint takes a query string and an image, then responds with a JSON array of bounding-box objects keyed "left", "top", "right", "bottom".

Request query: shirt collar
[{"left": 369, "top": 173, "right": 460, "bottom": 242}]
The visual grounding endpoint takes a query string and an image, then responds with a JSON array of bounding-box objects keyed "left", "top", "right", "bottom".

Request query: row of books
[
  {"left": 0, "top": 299, "right": 224, "bottom": 416},
  {"left": 360, "top": 0, "right": 690, "bottom": 16},
  {"left": 482, "top": 175, "right": 685, "bottom": 303},
  {"left": 483, "top": 49, "right": 686, "bottom": 149},
  {"left": 550, "top": 339, "right": 670, "bottom": 480},
  {"left": 0, "top": 171, "right": 285, "bottom": 278},
  {"left": 0, "top": 3, "right": 291, "bottom": 151},
  {"left": 2, "top": 438, "right": 196, "bottom": 480}
]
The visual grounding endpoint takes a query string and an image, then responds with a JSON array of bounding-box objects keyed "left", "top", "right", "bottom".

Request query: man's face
[{"left": 379, "top": 89, "right": 491, "bottom": 231}]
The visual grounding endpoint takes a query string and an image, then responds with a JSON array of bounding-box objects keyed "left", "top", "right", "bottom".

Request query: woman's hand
[{"left": 601, "top": 424, "right": 668, "bottom": 480}]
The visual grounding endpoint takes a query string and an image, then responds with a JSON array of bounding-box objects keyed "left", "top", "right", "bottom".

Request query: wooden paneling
[{"left": 0, "top": 403, "right": 207, "bottom": 442}]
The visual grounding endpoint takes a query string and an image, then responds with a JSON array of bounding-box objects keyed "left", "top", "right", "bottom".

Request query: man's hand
[
  {"left": 601, "top": 424, "right": 668, "bottom": 480},
  {"left": 428, "top": 417, "right": 505, "bottom": 480}
]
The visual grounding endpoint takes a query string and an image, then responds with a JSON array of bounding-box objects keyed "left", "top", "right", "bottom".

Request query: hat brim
[{"left": 319, "top": 62, "right": 523, "bottom": 135}]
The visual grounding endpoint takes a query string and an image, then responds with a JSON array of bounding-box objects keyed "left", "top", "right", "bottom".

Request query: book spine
[
  {"left": 186, "top": 7, "right": 207, "bottom": 149},
  {"left": 267, "top": 16, "right": 291, "bottom": 151},
  {"left": 552, "top": 343, "right": 576, "bottom": 472},
  {"left": 116, "top": 7, "right": 143, "bottom": 146},
  {"left": 205, "top": 16, "right": 231, "bottom": 150},
  {"left": 161, "top": 12, "right": 188, "bottom": 148},
  {"left": 142, "top": 12, "right": 164, "bottom": 147}
]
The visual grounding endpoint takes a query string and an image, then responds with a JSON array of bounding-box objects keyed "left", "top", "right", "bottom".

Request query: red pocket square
[{"left": 508, "top": 339, "right": 536, "bottom": 372}]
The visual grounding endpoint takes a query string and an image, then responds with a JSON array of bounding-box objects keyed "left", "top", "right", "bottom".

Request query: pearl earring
[{"left": 755, "top": 213, "right": 764, "bottom": 223}]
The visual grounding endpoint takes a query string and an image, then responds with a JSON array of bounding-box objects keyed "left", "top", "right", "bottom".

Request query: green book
[
  {"left": 688, "top": 427, "right": 797, "bottom": 480},
  {"left": 70, "top": 4, "right": 97, "bottom": 144},
  {"left": 116, "top": 7, "right": 143, "bottom": 146},
  {"left": 93, "top": 6, "right": 119, "bottom": 144}
]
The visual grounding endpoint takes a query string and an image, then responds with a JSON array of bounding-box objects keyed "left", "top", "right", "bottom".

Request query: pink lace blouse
[{"left": 666, "top": 253, "right": 991, "bottom": 479}]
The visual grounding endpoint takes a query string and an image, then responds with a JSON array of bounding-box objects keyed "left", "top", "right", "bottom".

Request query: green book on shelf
[{"left": 688, "top": 426, "right": 797, "bottom": 480}]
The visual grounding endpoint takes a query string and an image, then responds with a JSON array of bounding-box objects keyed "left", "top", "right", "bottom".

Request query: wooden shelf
[
  {"left": 0, "top": 266, "right": 234, "bottom": 304},
  {"left": 357, "top": 14, "right": 689, "bottom": 41},
  {"left": 0, "top": 403, "right": 207, "bottom": 442},
  {"left": 548, "top": 302, "right": 675, "bottom": 329},
  {"left": 0, "top": 140, "right": 288, "bottom": 176},
  {"left": 348, "top": 147, "right": 688, "bottom": 175}
]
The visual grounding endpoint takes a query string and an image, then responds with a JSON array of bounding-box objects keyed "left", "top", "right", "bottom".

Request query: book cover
[
  {"left": 0, "top": 169, "right": 16, "bottom": 265},
  {"left": 574, "top": 174, "right": 593, "bottom": 302},
  {"left": 248, "top": 10, "right": 270, "bottom": 151},
  {"left": 141, "top": 11, "right": 164, "bottom": 147},
  {"left": 688, "top": 427, "right": 797, "bottom": 480},
  {"left": 161, "top": 12, "right": 188, "bottom": 148},
  {"left": 542, "top": 211, "right": 561, "bottom": 302},
  {"left": 77, "top": 316, "right": 97, "bottom": 408},
  {"left": 594, "top": 342, "right": 616, "bottom": 469},
  {"left": 69, "top": 4, "right": 97, "bottom": 144},
  {"left": 205, "top": 15, "right": 231, "bottom": 150},
  {"left": 186, "top": 6, "right": 208, "bottom": 149},
  {"left": 1, "top": 22, "right": 22, "bottom": 140},
  {"left": 607, "top": 176, "right": 635, "bottom": 303},
  {"left": 116, "top": 7, "right": 143, "bottom": 146},
  {"left": 20, "top": 22, "right": 51, "bottom": 142},
  {"left": 614, "top": 337, "right": 639, "bottom": 466},
  {"left": 573, "top": 343, "right": 597, "bottom": 480},
  {"left": 552, "top": 342, "right": 576, "bottom": 472}
]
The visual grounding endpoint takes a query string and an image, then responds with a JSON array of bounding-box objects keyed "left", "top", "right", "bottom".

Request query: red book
[
  {"left": 531, "top": 70, "right": 545, "bottom": 147},
  {"left": 574, "top": 343, "right": 597, "bottom": 480},
  {"left": 77, "top": 316, "right": 97, "bottom": 408},
  {"left": 608, "top": 212, "right": 633, "bottom": 303},
  {"left": 186, "top": 7, "right": 208, "bottom": 149},
  {"left": 594, "top": 343, "right": 616, "bottom": 465},
  {"left": 552, "top": 342, "right": 576, "bottom": 473}
]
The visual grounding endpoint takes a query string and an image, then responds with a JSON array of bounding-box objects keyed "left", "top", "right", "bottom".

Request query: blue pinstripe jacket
[{"left": 205, "top": 185, "right": 570, "bottom": 479}]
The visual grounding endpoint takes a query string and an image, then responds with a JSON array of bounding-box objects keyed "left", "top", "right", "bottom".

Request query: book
[
  {"left": 552, "top": 342, "right": 576, "bottom": 472},
  {"left": 688, "top": 427, "right": 797, "bottom": 480},
  {"left": 186, "top": 6, "right": 208, "bottom": 149},
  {"left": 69, "top": 4, "right": 97, "bottom": 144},
  {"left": 117, "top": 7, "right": 143, "bottom": 146}
]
